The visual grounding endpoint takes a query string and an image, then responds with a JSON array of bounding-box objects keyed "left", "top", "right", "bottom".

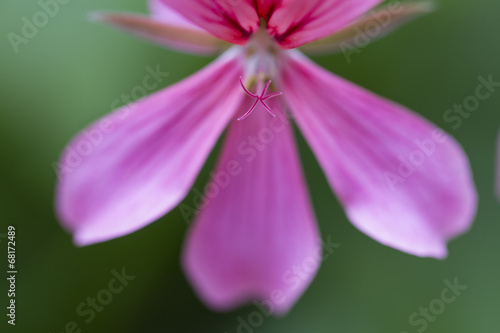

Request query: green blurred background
[{"left": 1, "top": 0, "right": 499, "bottom": 332}]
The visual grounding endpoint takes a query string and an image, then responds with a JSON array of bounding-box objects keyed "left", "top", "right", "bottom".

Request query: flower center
[{"left": 238, "top": 22, "right": 283, "bottom": 120}]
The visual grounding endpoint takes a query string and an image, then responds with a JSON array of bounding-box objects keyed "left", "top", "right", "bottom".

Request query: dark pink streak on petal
[
  {"left": 183, "top": 103, "right": 320, "bottom": 315},
  {"left": 253, "top": 0, "right": 281, "bottom": 20},
  {"left": 268, "top": 0, "right": 383, "bottom": 49},
  {"left": 280, "top": 51, "right": 477, "bottom": 258},
  {"left": 160, "top": 0, "right": 260, "bottom": 44},
  {"left": 56, "top": 49, "right": 244, "bottom": 246}
]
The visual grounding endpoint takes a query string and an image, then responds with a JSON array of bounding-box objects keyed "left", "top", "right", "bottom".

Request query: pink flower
[{"left": 56, "top": 0, "right": 477, "bottom": 314}]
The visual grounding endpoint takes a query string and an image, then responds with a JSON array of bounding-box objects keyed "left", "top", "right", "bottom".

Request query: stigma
[{"left": 238, "top": 76, "right": 283, "bottom": 121}]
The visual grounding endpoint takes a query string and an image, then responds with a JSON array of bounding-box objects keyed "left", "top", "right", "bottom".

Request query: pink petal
[
  {"left": 159, "top": 0, "right": 260, "bottom": 45},
  {"left": 280, "top": 51, "right": 477, "bottom": 258},
  {"left": 268, "top": 0, "right": 383, "bottom": 48},
  {"left": 56, "top": 49, "right": 244, "bottom": 246},
  {"left": 148, "top": 0, "right": 204, "bottom": 31},
  {"left": 183, "top": 103, "right": 321, "bottom": 315},
  {"left": 92, "top": 12, "right": 229, "bottom": 55},
  {"left": 299, "top": 1, "right": 435, "bottom": 54}
]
